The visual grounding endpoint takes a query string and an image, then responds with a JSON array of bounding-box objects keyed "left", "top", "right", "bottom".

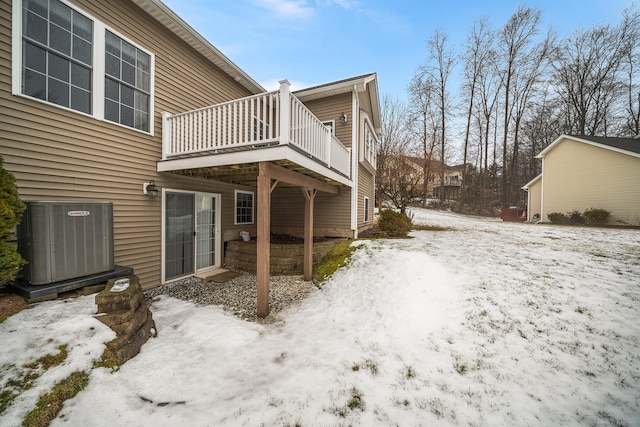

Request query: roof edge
[
  {"left": 295, "top": 73, "right": 381, "bottom": 132},
  {"left": 521, "top": 174, "right": 542, "bottom": 190},
  {"left": 537, "top": 134, "right": 640, "bottom": 159},
  {"left": 131, "top": 0, "right": 265, "bottom": 94}
]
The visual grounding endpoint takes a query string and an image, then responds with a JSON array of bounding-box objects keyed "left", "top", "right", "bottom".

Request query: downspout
[{"left": 350, "top": 86, "right": 359, "bottom": 237}]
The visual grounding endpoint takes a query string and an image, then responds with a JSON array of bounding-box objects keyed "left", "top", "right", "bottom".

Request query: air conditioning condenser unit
[{"left": 17, "top": 201, "right": 115, "bottom": 285}]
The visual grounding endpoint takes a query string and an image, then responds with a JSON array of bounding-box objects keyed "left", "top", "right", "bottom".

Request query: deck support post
[
  {"left": 257, "top": 162, "right": 273, "bottom": 318},
  {"left": 255, "top": 162, "right": 339, "bottom": 318},
  {"left": 302, "top": 187, "right": 317, "bottom": 281}
]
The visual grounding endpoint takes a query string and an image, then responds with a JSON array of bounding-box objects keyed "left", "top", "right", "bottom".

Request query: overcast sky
[{"left": 161, "top": 0, "right": 634, "bottom": 99}]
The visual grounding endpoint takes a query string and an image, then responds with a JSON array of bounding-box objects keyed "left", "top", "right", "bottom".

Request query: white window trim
[
  {"left": 11, "top": 0, "right": 155, "bottom": 135},
  {"left": 234, "top": 190, "right": 255, "bottom": 225},
  {"left": 161, "top": 188, "right": 222, "bottom": 284},
  {"left": 322, "top": 120, "right": 335, "bottom": 135}
]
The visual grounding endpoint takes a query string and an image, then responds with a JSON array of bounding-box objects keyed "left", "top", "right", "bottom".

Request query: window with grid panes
[
  {"left": 21, "top": 0, "right": 93, "bottom": 114},
  {"left": 104, "top": 30, "right": 150, "bottom": 131},
  {"left": 235, "top": 191, "right": 254, "bottom": 224}
]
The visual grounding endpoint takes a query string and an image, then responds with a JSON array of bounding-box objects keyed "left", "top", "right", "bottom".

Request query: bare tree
[
  {"left": 509, "top": 29, "right": 555, "bottom": 201},
  {"left": 622, "top": 7, "right": 640, "bottom": 137},
  {"left": 461, "top": 18, "right": 497, "bottom": 208},
  {"left": 376, "top": 95, "right": 423, "bottom": 213},
  {"left": 520, "top": 90, "right": 562, "bottom": 180},
  {"left": 422, "top": 29, "right": 457, "bottom": 202},
  {"left": 496, "top": 6, "right": 543, "bottom": 205},
  {"left": 553, "top": 9, "right": 638, "bottom": 136},
  {"left": 407, "top": 71, "right": 439, "bottom": 203}
]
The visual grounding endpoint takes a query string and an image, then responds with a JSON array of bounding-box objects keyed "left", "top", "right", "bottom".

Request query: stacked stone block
[{"left": 95, "top": 275, "right": 156, "bottom": 366}]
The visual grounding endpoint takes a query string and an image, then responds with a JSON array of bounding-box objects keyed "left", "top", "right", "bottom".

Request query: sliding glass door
[
  {"left": 196, "top": 195, "right": 216, "bottom": 270},
  {"left": 164, "top": 191, "right": 220, "bottom": 281}
]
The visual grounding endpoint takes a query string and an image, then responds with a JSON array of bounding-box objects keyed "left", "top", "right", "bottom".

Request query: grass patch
[
  {"left": 313, "top": 240, "right": 361, "bottom": 282},
  {"left": 1, "top": 346, "right": 69, "bottom": 415},
  {"left": 328, "top": 387, "right": 366, "bottom": 418},
  {"left": 350, "top": 358, "right": 379, "bottom": 376},
  {"left": 404, "top": 365, "right": 416, "bottom": 379},
  {"left": 412, "top": 224, "right": 453, "bottom": 232},
  {"left": 22, "top": 371, "right": 89, "bottom": 427},
  {"left": 346, "top": 387, "right": 365, "bottom": 411},
  {"left": 25, "top": 345, "right": 68, "bottom": 370}
]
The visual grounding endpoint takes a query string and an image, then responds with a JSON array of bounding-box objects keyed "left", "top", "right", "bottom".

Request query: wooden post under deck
[
  {"left": 256, "top": 162, "right": 339, "bottom": 318},
  {"left": 256, "top": 163, "right": 272, "bottom": 318},
  {"left": 302, "top": 187, "right": 317, "bottom": 281}
]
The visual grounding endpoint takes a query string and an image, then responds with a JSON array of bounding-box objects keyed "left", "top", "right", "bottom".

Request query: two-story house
[{"left": 1, "top": 0, "right": 380, "bottom": 316}]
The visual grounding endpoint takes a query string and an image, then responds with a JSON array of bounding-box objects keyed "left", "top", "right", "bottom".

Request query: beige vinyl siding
[
  {"left": 357, "top": 164, "right": 374, "bottom": 230},
  {"left": 271, "top": 188, "right": 305, "bottom": 231},
  {"left": 314, "top": 189, "right": 351, "bottom": 234},
  {"left": 1, "top": 0, "right": 257, "bottom": 289},
  {"left": 527, "top": 177, "right": 542, "bottom": 221},
  {"left": 294, "top": 92, "right": 354, "bottom": 234},
  {"left": 542, "top": 138, "right": 640, "bottom": 225},
  {"left": 270, "top": 187, "right": 353, "bottom": 237},
  {"left": 303, "top": 93, "right": 353, "bottom": 148}
]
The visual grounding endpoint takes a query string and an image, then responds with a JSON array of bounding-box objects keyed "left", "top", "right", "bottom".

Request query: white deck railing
[{"left": 162, "top": 81, "right": 351, "bottom": 178}]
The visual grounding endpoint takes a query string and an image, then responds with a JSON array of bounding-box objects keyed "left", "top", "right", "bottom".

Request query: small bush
[
  {"left": 0, "top": 155, "right": 26, "bottom": 288},
  {"left": 584, "top": 208, "right": 611, "bottom": 225},
  {"left": 567, "top": 210, "right": 584, "bottom": 225},
  {"left": 377, "top": 209, "right": 413, "bottom": 238},
  {"left": 547, "top": 212, "right": 568, "bottom": 224}
]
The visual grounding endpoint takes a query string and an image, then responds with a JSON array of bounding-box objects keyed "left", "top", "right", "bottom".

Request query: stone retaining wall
[
  {"left": 225, "top": 239, "right": 344, "bottom": 274},
  {"left": 95, "top": 275, "right": 156, "bottom": 366}
]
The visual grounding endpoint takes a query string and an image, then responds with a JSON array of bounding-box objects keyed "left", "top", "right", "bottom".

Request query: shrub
[
  {"left": 583, "top": 208, "right": 611, "bottom": 225},
  {"left": 547, "top": 212, "right": 568, "bottom": 224},
  {"left": 377, "top": 209, "right": 413, "bottom": 238},
  {"left": 0, "top": 155, "right": 26, "bottom": 288},
  {"left": 567, "top": 210, "right": 585, "bottom": 225}
]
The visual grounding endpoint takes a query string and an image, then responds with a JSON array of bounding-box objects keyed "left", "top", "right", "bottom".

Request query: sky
[
  {"left": 161, "top": 0, "right": 635, "bottom": 99},
  {"left": 2, "top": 209, "right": 639, "bottom": 425}
]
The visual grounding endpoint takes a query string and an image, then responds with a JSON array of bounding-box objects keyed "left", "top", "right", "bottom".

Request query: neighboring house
[
  {"left": 522, "top": 135, "right": 640, "bottom": 225},
  {"left": 1, "top": 0, "right": 380, "bottom": 316},
  {"left": 430, "top": 163, "right": 465, "bottom": 201}
]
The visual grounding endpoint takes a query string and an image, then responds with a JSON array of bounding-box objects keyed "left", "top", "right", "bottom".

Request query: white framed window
[
  {"left": 235, "top": 190, "right": 254, "bottom": 225},
  {"left": 104, "top": 30, "right": 151, "bottom": 131},
  {"left": 13, "top": 0, "right": 154, "bottom": 134},
  {"left": 364, "top": 196, "right": 370, "bottom": 222},
  {"left": 322, "top": 120, "right": 335, "bottom": 134}
]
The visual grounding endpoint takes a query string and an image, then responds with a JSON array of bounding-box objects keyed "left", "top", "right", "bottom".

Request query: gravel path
[{"left": 144, "top": 271, "right": 318, "bottom": 324}]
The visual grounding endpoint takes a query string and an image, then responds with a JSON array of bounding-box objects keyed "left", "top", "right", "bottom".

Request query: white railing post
[
  {"left": 162, "top": 112, "right": 172, "bottom": 160},
  {"left": 279, "top": 80, "right": 291, "bottom": 146},
  {"left": 326, "top": 131, "right": 332, "bottom": 169}
]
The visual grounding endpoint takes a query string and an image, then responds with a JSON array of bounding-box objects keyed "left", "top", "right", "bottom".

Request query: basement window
[{"left": 235, "top": 190, "right": 254, "bottom": 225}]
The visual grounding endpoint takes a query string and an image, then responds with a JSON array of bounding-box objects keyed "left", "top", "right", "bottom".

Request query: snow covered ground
[{"left": 2, "top": 209, "right": 639, "bottom": 426}]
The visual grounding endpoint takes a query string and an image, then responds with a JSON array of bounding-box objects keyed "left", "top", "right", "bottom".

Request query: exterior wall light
[
  {"left": 143, "top": 180, "right": 159, "bottom": 197},
  {"left": 339, "top": 112, "right": 347, "bottom": 124}
]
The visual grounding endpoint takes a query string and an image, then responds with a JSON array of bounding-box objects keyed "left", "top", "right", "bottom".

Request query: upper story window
[
  {"left": 22, "top": 0, "right": 93, "bottom": 114},
  {"left": 105, "top": 31, "right": 151, "bottom": 131},
  {"left": 14, "top": 0, "right": 154, "bottom": 134},
  {"left": 359, "top": 116, "right": 378, "bottom": 172},
  {"left": 363, "top": 119, "right": 378, "bottom": 168}
]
